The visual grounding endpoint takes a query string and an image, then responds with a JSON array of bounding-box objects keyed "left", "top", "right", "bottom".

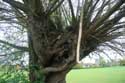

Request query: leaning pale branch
[{"left": 76, "top": 4, "right": 84, "bottom": 63}]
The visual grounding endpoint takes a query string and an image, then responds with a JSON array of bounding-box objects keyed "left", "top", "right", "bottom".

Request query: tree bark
[
  {"left": 28, "top": 31, "right": 44, "bottom": 83},
  {"left": 27, "top": 14, "right": 77, "bottom": 83},
  {"left": 45, "top": 70, "right": 68, "bottom": 83}
]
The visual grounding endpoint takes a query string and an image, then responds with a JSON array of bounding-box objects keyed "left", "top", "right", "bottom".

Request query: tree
[
  {"left": 99, "top": 56, "right": 106, "bottom": 67},
  {"left": 119, "top": 59, "right": 125, "bottom": 66},
  {"left": 0, "top": 0, "right": 125, "bottom": 83}
]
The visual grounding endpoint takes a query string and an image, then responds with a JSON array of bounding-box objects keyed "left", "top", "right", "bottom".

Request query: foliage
[
  {"left": 99, "top": 56, "right": 107, "bottom": 67},
  {"left": 0, "top": 65, "right": 29, "bottom": 83}
]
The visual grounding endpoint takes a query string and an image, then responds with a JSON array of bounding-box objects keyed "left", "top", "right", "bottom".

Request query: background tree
[{"left": 0, "top": 0, "right": 125, "bottom": 83}]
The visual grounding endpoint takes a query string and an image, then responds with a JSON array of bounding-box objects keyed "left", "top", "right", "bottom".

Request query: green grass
[
  {"left": 66, "top": 66, "right": 125, "bottom": 83},
  {"left": 0, "top": 66, "right": 125, "bottom": 83}
]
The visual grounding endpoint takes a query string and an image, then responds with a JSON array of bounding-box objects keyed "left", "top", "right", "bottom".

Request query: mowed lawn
[{"left": 66, "top": 66, "right": 125, "bottom": 83}]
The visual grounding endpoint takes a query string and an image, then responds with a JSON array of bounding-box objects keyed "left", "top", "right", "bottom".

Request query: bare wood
[{"left": 76, "top": 5, "right": 84, "bottom": 63}]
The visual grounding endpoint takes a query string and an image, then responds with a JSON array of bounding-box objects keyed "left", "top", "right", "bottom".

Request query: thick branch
[
  {"left": 42, "top": 45, "right": 76, "bottom": 73},
  {"left": 68, "top": 0, "right": 75, "bottom": 21},
  {"left": 0, "top": 8, "right": 12, "bottom": 12},
  {"left": 95, "top": 10, "right": 125, "bottom": 36},
  {"left": 30, "top": 0, "right": 44, "bottom": 16},
  {"left": 0, "top": 51, "right": 25, "bottom": 57},
  {"left": 46, "top": 0, "right": 59, "bottom": 13},
  {"left": 3, "top": 0, "right": 28, "bottom": 13},
  {"left": 0, "top": 39, "right": 29, "bottom": 51},
  {"left": 47, "top": 0, "right": 65, "bottom": 15},
  {"left": 42, "top": 64, "right": 68, "bottom": 73},
  {"left": 92, "top": 0, "right": 109, "bottom": 24},
  {"left": 88, "top": 0, "right": 125, "bottom": 32},
  {"left": 0, "top": 54, "right": 6, "bottom": 56},
  {"left": 42, "top": 57, "right": 75, "bottom": 73},
  {"left": 86, "top": 0, "right": 99, "bottom": 28},
  {"left": 82, "top": 0, "right": 93, "bottom": 29}
]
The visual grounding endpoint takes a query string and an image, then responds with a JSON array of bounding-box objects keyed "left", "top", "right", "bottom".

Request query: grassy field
[
  {"left": 0, "top": 66, "right": 125, "bottom": 83},
  {"left": 66, "top": 66, "right": 125, "bottom": 83}
]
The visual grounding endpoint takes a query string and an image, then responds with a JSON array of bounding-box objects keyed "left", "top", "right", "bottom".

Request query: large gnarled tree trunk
[{"left": 27, "top": 15, "right": 77, "bottom": 83}]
